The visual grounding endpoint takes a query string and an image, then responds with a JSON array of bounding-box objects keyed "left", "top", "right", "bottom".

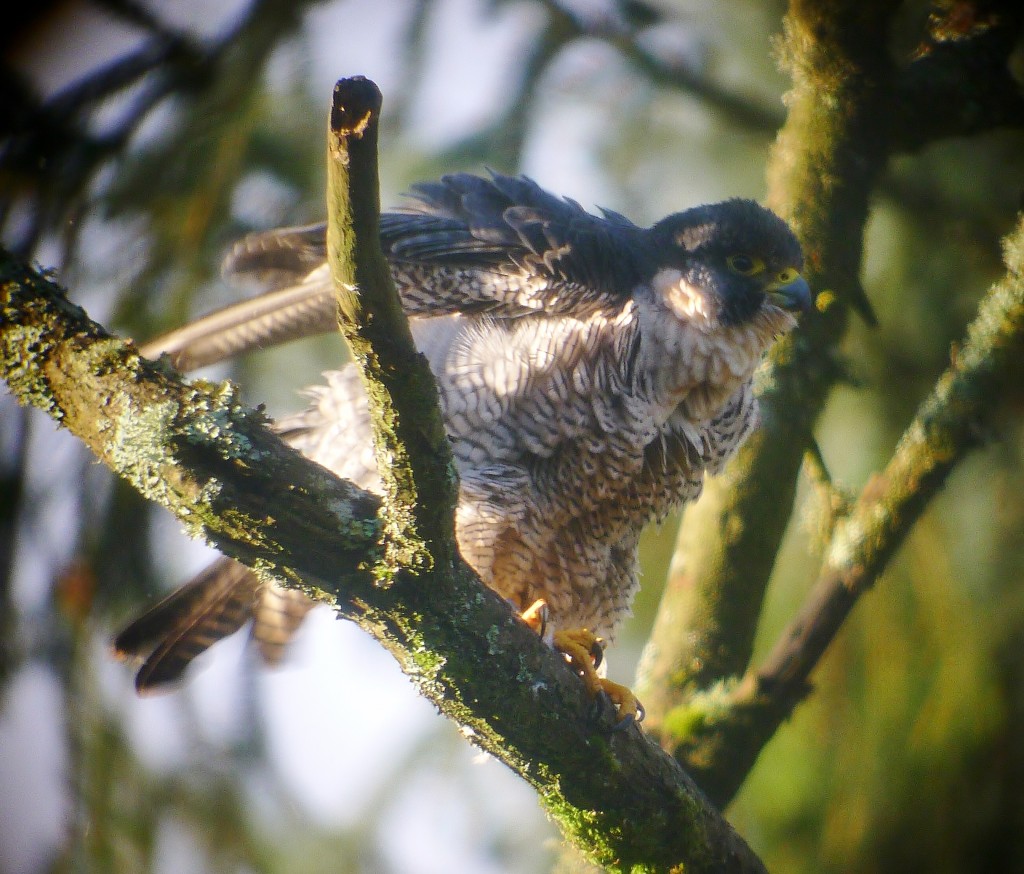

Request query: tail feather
[
  {"left": 114, "top": 558, "right": 260, "bottom": 693},
  {"left": 222, "top": 223, "right": 327, "bottom": 289},
  {"left": 137, "top": 273, "right": 337, "bottom": 372},
  {"left": 252, "top": 584, "right": 316, "bottom": 665}
]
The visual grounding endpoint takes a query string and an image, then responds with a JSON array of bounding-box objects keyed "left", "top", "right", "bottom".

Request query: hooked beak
[{"left": 765, "top": 273, "right": 813, "bottom": 314}]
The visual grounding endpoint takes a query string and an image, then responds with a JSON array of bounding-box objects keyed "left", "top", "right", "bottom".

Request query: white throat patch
[{"left": 653, "top": 268, "right": 715, "bottom": 324}]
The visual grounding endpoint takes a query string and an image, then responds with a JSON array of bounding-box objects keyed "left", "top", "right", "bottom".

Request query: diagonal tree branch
[
  {"left": 637, "top": 0, "right": 896, "bottom": 734},
  {"left": 661, "top": 211, "right": 1024, "bottom": 807},
  {"left": 638, "top": 0, "right": 1024, "bottom": 807},
  {"left": 0, "top": 76, "right": 772, "bottom": 874}
]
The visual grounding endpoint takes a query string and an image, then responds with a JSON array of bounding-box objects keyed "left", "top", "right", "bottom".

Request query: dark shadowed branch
[
  {"left": 1, "top": 0, "right": 316, "bottom": 261},
  {"left": 637, "top": 0, "right": 1024, "bottom": 806},
  {"left": 658, "top": 212, "right": 1024, "bottom": 807},
  {"left": 889, "top": 2, "right": 1024, "bottom": 152},
  {"left": 0, "top": 78, "right": 771, "bottom": 874}
]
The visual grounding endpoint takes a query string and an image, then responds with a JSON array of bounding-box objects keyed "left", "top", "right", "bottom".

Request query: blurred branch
[
  {"left": 1, "top": 28, "right": 204, "bottom": 254},
  {"left": 637, "top": 0, "right": 896, "bottom": 738},
  {"left": 0, "top": 0, "right": 314, "bottom": 261},
  {"left": 0, "top": 401, "right": 27, "bottom": 689},
  {"left": 542, "top": 0, "right": 783, "bottom": 135},
  {"left": 670, "top": 210, "right": 1024, "bottom": 806},
  {"left": 0, "top": 77, "right": 770, "bottom": 871},
  {"left": 539, "top": 0, "right": 1024, "bottom": 178},
  {"left": 434, "top": 3, "right": 581, "bottom": 171},
  {"left": 889, "top": 2, "right": 1024, "bottom": 152},
  {"left": 801, "top": 437, "right": 854, "bottom": 544}
]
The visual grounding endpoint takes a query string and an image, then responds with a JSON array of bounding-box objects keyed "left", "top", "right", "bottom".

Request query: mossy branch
[
  {"left": 637, "top": 0, "right": 895, "bottom": 732},
  {"left": 0, "top": 78, "right": 772, "bottom": 874},
  {"left": 324, "top": 76, "right": 459, "bottom": 580},
  {"left": 661, "top": 212, "right": 1024, "bottom": 806}
]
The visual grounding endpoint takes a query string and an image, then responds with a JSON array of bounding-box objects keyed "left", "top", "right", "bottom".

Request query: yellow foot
[{"left": 552, "top": 628, "right": 645, "bottom": 729}]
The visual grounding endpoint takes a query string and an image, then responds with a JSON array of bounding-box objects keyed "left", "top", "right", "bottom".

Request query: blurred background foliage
[{"left": 1, "top": 0, "right": 1023, "bottom": 872}]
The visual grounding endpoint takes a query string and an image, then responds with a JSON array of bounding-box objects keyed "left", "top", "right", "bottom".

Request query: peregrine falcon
[{"left": 115, "top": 172, "right": 811, "bottom": 721}]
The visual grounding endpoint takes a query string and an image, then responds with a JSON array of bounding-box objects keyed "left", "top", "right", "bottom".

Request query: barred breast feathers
[{"left": 281, "top": 277, "right": 785, "bottom": 508}]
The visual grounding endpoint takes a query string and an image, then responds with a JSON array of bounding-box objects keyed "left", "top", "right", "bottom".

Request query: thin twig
[{"left": 754, "top": 211, "right": 1024, "bottom": 712}]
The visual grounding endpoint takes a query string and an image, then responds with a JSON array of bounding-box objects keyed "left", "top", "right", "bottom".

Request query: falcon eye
[
  {"left": 726, "top": 254, "right": 764, "bottom": 276},
  {"left": 775, "top": 267, "right": 800, "bottom": 284}
]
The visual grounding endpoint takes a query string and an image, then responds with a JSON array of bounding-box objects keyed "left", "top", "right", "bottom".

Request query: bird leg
[{"left": 519, "top": 600, "right": 644, "bottom": 728}]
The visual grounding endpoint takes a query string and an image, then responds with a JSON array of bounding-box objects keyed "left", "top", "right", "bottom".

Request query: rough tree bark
[
  {"left": 0, "top": 78, "right": 768, "bottom": 874},
  {"left": 636, "top": 0, "right": 1024, "bottom": 808}
]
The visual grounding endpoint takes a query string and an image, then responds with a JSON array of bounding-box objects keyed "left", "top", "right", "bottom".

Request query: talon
[
  {"left": 596, "top": 677, "right": 644, "bottom": 730},
  {"left": 552, "top": 628, "right": 643, "bottom": 729},
  {"left": 590, "top": 637, "right": 605, "bottom": 670},
  {"left": 519, "top": 598, "right": 549, "bottom": 637}
]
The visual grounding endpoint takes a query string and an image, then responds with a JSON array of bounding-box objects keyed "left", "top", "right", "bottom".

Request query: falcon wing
[
  {"left": 382, "top": 172, "right": 647, "bottom": 317},
  {"left": 138, "top": 174, "right": 649, "bottom": 371}
]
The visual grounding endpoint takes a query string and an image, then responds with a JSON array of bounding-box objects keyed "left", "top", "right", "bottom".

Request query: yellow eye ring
[
  {"left": 775, "top": 267, "right": 800, "bottom": 285},
  {"left": 726, "top": 254, "right": 765, "bottom": 276}
]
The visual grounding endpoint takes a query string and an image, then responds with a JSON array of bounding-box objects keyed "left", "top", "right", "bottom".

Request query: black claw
[
  {"left": 590, "top": 638, "right": 604, "bottom": 669},
  {"left": 610, "top": 712, "right": 635, "bottom": 732},
  {"left": 589, "top": 689, "right": 636, "bottom": 732}
]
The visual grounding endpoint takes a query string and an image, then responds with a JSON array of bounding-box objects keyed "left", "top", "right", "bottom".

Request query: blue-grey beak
[{"left": 766, "top": 272, "right": 813, "bottom": 314}]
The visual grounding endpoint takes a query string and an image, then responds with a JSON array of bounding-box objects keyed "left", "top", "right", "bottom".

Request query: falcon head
[{"left": 648, "top": 198, "right": 812, "bottom": 327}]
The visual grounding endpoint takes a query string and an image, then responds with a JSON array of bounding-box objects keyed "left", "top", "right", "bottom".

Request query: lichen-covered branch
[
  {"left": 325, "top": 77, "right": 459, "bottom": 580},
  {"left": 0, "top": 73, "right": 772, "bottom": 868},
  {"left": 660, "top": 212, "right": 1024, "bottom": 807},
  {"left": 637, "top": 0, "right": 895, "bottom": 731}
]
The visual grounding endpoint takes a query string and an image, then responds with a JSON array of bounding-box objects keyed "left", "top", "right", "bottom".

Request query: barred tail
[{"left": 113, "top": 558, "right": 313, "bottom": 693}]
